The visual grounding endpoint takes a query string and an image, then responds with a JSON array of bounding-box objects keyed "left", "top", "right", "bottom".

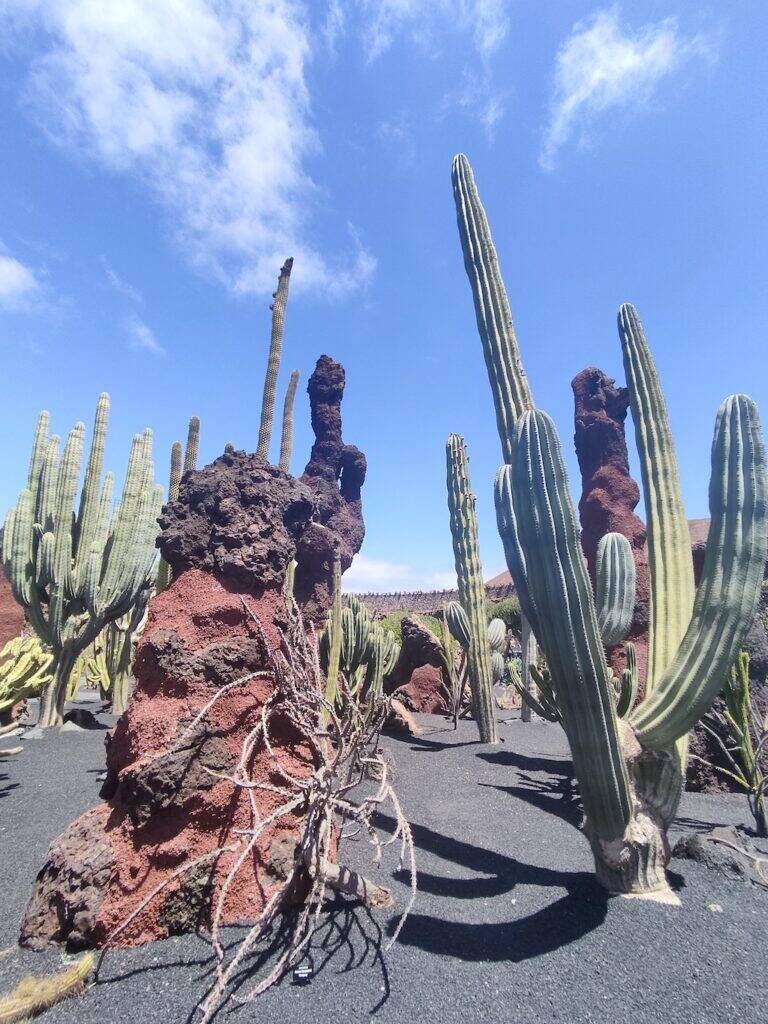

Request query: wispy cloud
[
  {"left": 2, "top": 1, "right": 374, "bottom": 297},
  {"left": 0, "top": 244, "right": 40, "bottom": 310},
  {"left": 99, "top": 256, "right": 142, "bottom": 304},
  {"left": 540, "top": 7, "right": 714, "bottom": 172},
  {"left": 360, "top": 0, "right": 508, "bottom": 61},
  {"left": 125, "top": 315, "right": 164, "bottom": 356},
  {"left": 343, "top": 554, "right": 458, "bottom": 594}
]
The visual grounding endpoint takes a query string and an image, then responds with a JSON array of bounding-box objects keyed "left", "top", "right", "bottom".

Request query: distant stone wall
[{"left": 351, "top": 583, "right": 516, "bottom": 617}]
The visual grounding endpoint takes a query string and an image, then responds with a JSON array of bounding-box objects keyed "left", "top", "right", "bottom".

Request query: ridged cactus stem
[
  {"left": 257, "top": 258, "right": 293, "bottom": 461},
  {"left": 618, "top": 305, "right": 695, "bottom": 692},
  {"left": 595, "top": 532, "right": 636, "bottom": 646},
  {"left": 520, "top": 616, "right": 538, "bottom": 723},
  {"left": 183, "top": 416, "right": 200, "bottom": 475},
  {"left": 156, "top": 441, "right": 183, "bottom": 594},
  {"left": 446, "top": 434, "right": 498, "bottom": 744},
  {"left": 279, "top": 369, "right": 300, "bottom": 473},
  {"left": 451, "top": 155, "right": 533, "bottom": 461}
]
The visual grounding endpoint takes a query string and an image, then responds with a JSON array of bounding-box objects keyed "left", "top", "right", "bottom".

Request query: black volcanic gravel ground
[{"left": 1, "top": 696, "right": 767, "bottom": 1024}]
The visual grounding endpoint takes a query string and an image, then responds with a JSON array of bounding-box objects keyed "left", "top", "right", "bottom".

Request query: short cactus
[
  {"left": 595, "top": 532, "right": 636, "bottom": 646},
  {"left": 445, "top": 434, "right": 498, "bottom": 744},
  {"left": 279, "top": 369, "right": 300, "bottom": 473}
]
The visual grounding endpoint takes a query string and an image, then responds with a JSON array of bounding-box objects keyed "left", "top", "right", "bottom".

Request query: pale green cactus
[
  {"left": 0, "top": 636, "right": 54, "bottom": 715},
  {"left": 3, "top": 395, "right": 162, "bottom": 727},
  {"left": 279, "top": 369, "right": 300, "bottom": 474},
  {"left": 257, "top": 258, "right": 293, "bottom": 461},
  {"left": 445, "top": 434, "right": 498, "bottom": 744},
  {"left": 595, "top": 532, "right": 636, "bottom": 646},
  {"left": 495, "top": 394, "right": 766, "bottom": 895},
  {"left": 487, "top": 618, "right": 506, "bottom": 653}
]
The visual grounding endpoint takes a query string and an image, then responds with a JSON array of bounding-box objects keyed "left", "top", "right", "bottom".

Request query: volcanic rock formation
[
  {"left": 572, "top": 367, "right": 650, "bottom": 684},
  {"left": 21, "top": 368, "right": 368, "bottom": 950},
  {"left": 294, "top": 356, "right": 367, "bottom": 621},
  {"left": 386, "top": 617, "right": 449, "bottom": 715}
]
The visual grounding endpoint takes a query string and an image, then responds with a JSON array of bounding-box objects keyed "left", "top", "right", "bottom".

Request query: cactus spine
[
  {"left": 257, "top": 258, "right": 293, "bottom": 461},
  {"left": 3, "top": 396, "right": 162, "bottom": 727},
  {"left": 279, "top": 369, "right": 300, "bottom": 473},
  {"left": 446, "top": 434, "right": 498, "bottom": 744},
  {"left": 595, "top": 532, "right": 636, "bottom": 646},
  {"left": 495, "top": 392, "right": 767, "bottom": 894}
]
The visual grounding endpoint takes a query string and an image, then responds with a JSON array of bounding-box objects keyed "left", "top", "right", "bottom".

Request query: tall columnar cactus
[
  {"left": 183, "top": 416, "right": 200, "bottom": 474},
  {"left": 519, "top": 616, "right": 539, "bottom": 724},
  {"left": 257, "top": 257, "right": 294, "bottom": 461},
  {"left": 445, "top": 434, "right": 498, "bottom": 744},
  {"left": 87, "top": 582, "right": 152, "bottom": 715},
  {"left": 156, "top": 441, "right": 182, "bottom": 594},
  {"left": 495, "top": 393, "right": 767, "bottom": 895},
  {"left": 3, "top": 395, "right": 162, "bottom": 727},
  {"left": 279, "top": 369, "right": 300, "bottom": 473},
  {"left": 595, "top": 531, "right": 636, "bottom": 646}
]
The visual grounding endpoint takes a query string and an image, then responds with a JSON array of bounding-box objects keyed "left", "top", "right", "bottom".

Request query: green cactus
[
  {"left": 487, "top": 618, "right": 506, "bottom": 653},
  {"left": 86, "top": 582, "right": 151, "bottom": 715},
  {"left": 320, "top": 592, "right": 400, "bottom": 711},
  {"left": 3, "top": 395, "right": 162, "bottom": 728},
  {"left": 445, "top": 434, "right": 498, "bottom": 744},
  {"left": 509, "top": 660, "right": 561, "bottom": 723},
  {"left": 495, "top": 393, "right": 766, "bottom": 895},
  {"left": 323, "top": 546, "right": 343, "bottom": 708},
  {"left": 183, "top": 416, "right": 200, "bottom": 475},
  {"left": 257, "top": 258, "right": 293, "bottom": 461},
  {"left": 155, "top": 441, "right": 182, "bottom": 594},
  {"left": 595, "top": 532, "right": 636, "bottom": 646},
  {"left": 615, "top": 642, "right": 639, "bottom": 719},
  {"left": 279, "top": 369, "right": 300, "bottom": 474},
  {"left": 0, "top": 636, "right": 54, "bottom": 716}
]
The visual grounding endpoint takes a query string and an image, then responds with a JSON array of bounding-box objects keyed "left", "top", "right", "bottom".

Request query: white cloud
[
  {"left": 360, "top": 0, "right": 508, "bottom": 60},
  {"left": 99, "top": 256, "right": 142, "bottom": 304},
  {"left": 343, "top": 553, "right": 458, "bottom": 594},
  {"left": 540, "top": 7, "right": 713, "bottom": 172},
  {"left": 125, "top": 315, "right": 165, "bottom": 356},
  {"left": 2, "top": 0, "right": 374, "bottom": 296},
  {"left": 0, "top": 246, "right": 40, "bottom": 310}
]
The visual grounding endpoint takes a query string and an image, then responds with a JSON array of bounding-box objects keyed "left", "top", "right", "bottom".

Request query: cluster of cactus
[
  {"left": 84, "top": 582, "right": 151, "bottom": 715},
  {"left": 156, "top": 416, "right": 201, "bottom": 594},
  {"left": 0, "top": 635, "right": 54, "bottom": 717},
  {"left": 453, "top": 153, "right": 767, "bottom": 896},
  {"left": 445, "top": 434, "right": 499, "bottom": 743},
  {"left": 3, "top": 394, "right": 162, "bottom": 727},
  {"left": 442, "top": 601, "right": 506, "bottom": 724},
  {"left": 320, "top": 592, "right": 400, "bottom": 711},
  {"left": 693, "top": 651, "right": 768, "bottom": 836}
]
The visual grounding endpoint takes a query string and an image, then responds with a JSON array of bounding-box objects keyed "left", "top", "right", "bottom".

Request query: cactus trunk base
[
  {"left": 584, "top": 723, "right": 683, "bottom": 901},
  {"left": 111, "top": 672, "right": 133, "bottom": 717},
  {"left": 37, "top": 651, "right": 77, "bottom": 729}
]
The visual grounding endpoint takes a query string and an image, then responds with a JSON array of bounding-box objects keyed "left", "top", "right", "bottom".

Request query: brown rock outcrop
[
  {"left": 295, "top": 356, "right": 367, "bottom": 621},
  {"left": 386, "top": 617, "right": 448, "bottom": 715},
  {"left": 572, "top": 367, "right": 650, "bottom": 684},
  {"left": 21, "top": 454, "right": 321, "bottom": 950}
]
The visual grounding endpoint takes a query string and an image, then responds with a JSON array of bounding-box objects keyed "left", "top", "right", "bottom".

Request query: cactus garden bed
[{"left": 2, "top": 694, "right": 767, "bottom": 1024}]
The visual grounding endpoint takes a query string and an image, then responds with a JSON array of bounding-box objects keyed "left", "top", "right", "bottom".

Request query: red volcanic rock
[
  {"left": 21, "top": 458, "right": 319, "bottom": 950},
  {"left": 0, "top": 530, "right": 25, "bottom": 649},
  {"left": 572, "top": 368, "right": 650, "bottom": 685},
  {"left": 392, "top": 665, "right": 448, "bottom": 715},
  {"left": 294, "top": 356, "right": 367, "bottom": 622}
]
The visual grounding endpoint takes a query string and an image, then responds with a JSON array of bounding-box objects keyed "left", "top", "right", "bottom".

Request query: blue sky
[{"left": 0, "top": 1, "right": 765, "bottom": 592}]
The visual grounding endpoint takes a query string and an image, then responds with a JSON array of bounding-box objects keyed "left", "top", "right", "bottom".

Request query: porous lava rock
[
  {"left": 572, "top": 367, "right": 650, "bottom": 685},
  {"left": 0, "top": 529, "right": 26, "bottom": 654},
  {"left": 294, "top": 356, "right": 367, "bottom": 621},
  {"left": 21, "top": 457, "right": 320, "bottom": 950},
  {"left": 392, "top": 666, "right": 447, "bottom": 715}
]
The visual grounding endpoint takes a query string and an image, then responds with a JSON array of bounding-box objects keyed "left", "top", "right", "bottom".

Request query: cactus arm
[
  {"left": 257, "top": 258, "right": 293, "bottom": 461},
  {"left": 324, "top": 546, "right": 342, "bottom": 707},
  {"left": 615, "top": 642, "right": 639, "bottom": 719},
  {"left": 26, "top": 410, "right": 50, "bottom": 504},
  {"left": 451, "top": 155, "right": 533, "bottom": 462},
  {"left": 156, "top": 441, "right": 182, "bottom": 593},
  {"left": 619, "top": 304, "right": 695, "bottom": 690},
  {"left": 487, "top": 617, "right": 506, "bottom": 652},
  {"left": 73, "top": 393, "right": 109, "bottom": 584},
  {"left": 631, "top": 395, "right": 768, "bottom": 749},
  {"left": 279, "top": 369, "right": 300, "bottom": 473},
  {"left": 445, "top": 600, "right": 471, "bottom": 649},
  {"left": 183, "top": 417, "right": 200, "bottom": 475},
  {"left": 446, "top": 434, "right": 498, "bottom": 743},
  {"left": 595, "top": 532, "right": 636, "bottom": 646},
  {"left": 498, "top": 410, "right": 632, "bottom": 839},
  {"left": 494, "top": 467, "right": 539, "bottom": 634}
]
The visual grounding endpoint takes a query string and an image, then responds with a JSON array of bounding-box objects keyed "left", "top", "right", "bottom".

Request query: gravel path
[{"left": 1, "top": 698, "right": 767, "bottom": 1024}]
